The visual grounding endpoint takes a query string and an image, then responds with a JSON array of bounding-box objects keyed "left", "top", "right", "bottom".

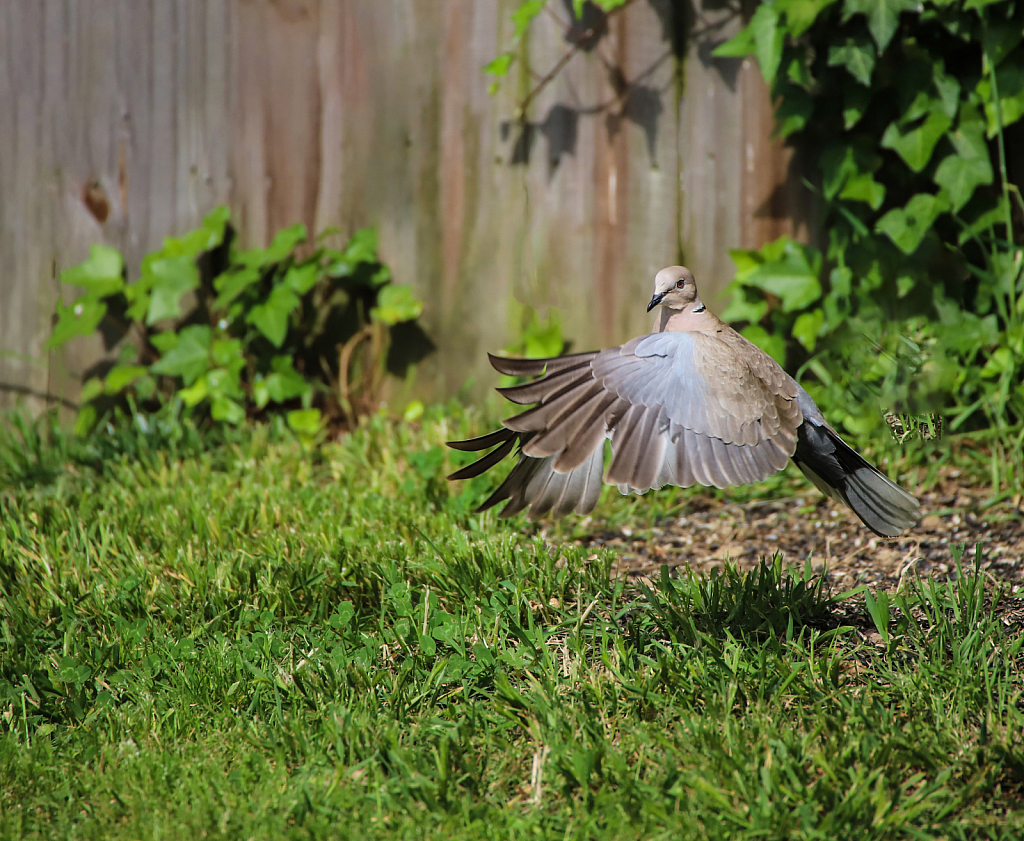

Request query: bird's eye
[{"left": 676, "top": 279, "right": 685, "bottom": 289}]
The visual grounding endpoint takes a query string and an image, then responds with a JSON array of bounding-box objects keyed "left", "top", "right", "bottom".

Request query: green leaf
[
  {"left": 371, "top": 285, "right": 424, "bottom": 325},
  {"left": 150, "top": 324, "right": 211, "bottom": 385},
  {"left": 150, "top": 330, "right": 179, "bottom": 354},
  {"left": 247, "top": 284, "right": 301, "bottom": 348},
  {"left": 177, "top": 206, "right": 230, "bottom": 257},
  {"left": 286, "top": 408, "right": 322, "bottom": 436},
  {"left": 403, "top": 400, "right": 425, "bottom": 423},
  {"left": 875, "top": 193, "right": 949, "bottom": 254},
  {"left": 212, "top": 338, "right": 245, "bottom": 376},
  {"left": 237, "top": 224, "right": 306, "bottom": 270},
  {"left": 881, "top": 106, "right": 953, "bottom": 172},
  {"left": 828, "top": 35, "right": 875, "bottom": 86},
  {"left": 776, "top": 0, "right": 839, "bottom": 37},
  {"left": 750, "top": 4, "right": 785, "bottom": 85},
  {"left": 73, "top": 404, "right": 98, "bottom": 438},
  {"left": 484, "top": 52, "right": 515, "bottom": 78},
  {"left": 841, "top": 0, "right": 917, "bottom": 53},
  {"left": 178, "top": 377, "right": 208, "bottom": 407},
  {"left": 721, "top": 289, "right": 769, "bottom": 324},
  {"left": 284, "top": 263, "right": 320, "bottom": 294},
  {"left": 976, "top": 63, "right": 1024, "bottom": 138},
  {"left": 712, "top": 27, "right": 755, "bottom": 59},
  {"left": 743, "top": 238, "right": 823, "bottom": 312},
  {"left": 213, "top": 267, "right": 261, "bottom": 310},
  {"left": 981, "top": 347, "right": 1014, "bottom": 378},
  {"left": 146, "top": 255, "right": 200, "bottom": 324},
  {"left": 512, "top": 0, "right": 544, "bottom": 39},
  {"left": 328, "top": 228, "right": 380, "bottom": 277},
  {"left": 261, "top": 355, "right": 310, "bottom": 404},
  {"left": 821, "top": 142, "right": 881, "bottom": 200},
  {"left": 60, "top": 244, "right": 125, "bottom": 296},
  {"left": 211, "top": 397, "right": 245, "bottom": 425},
  {"left": 741, "top": 324, "right": 787, "bottom": 366},
  {"left": 105, "top": 365, "right": 148, "bottom": 394},
  {"left": 793, "top": 309, "right": 825, "bottom": 352},
  {"left": 843, "top": 83, "right": 873, "bottom": 129},
  {"left": 934, "top": 154, "right": 992, "bottom": 212},
  {"left": 205, "top": 367, "right": 243, "bottom": 399},
  {"left": 980, "top": 23, "right": 1023, "bottom": 67},
  {"left": 47, "top": 297, "right": 107, "bottom": 348},
  {"left": 80, "top": 378, "right": 105, "bottom": 404},
  {"left": 774, "top": 86, "right": 813, "bottom": 136},
  {"left": 840, "top": 172, "right": 886, "bottom": 209}
]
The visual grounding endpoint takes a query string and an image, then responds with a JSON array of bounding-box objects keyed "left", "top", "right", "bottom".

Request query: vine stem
[
  {"left": 514, "top": 0, "right": 641, "bottom": 121},
  {"left": 983, "top": 38, "right": 1020, "bottom": 336}
]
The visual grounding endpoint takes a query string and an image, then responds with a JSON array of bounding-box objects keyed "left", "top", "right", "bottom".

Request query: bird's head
[{"left": 647, "top": 266, "right": 701, "bottom": 313}]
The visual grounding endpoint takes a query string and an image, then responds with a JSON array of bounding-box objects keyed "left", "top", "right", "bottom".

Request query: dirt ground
[{"left": 576, "top": 467, "right": 1024, "bottom": 595}]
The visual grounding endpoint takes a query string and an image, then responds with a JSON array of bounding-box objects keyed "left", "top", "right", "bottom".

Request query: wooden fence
[{"left": 0, "top": 0, "right": 802, "bottom": 417}]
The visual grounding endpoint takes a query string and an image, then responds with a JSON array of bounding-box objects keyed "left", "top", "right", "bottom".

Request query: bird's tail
[{"left": 793, "top": 421, "right": 920, "bottom": 538}]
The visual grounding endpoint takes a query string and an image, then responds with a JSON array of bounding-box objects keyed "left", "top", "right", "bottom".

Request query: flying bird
[{"left": 447, "top": 267, "right": 920, "bottom": 537}]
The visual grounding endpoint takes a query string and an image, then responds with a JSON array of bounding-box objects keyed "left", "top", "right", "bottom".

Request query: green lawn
[{"left": 1, "top": 408, "right": 1023, "bottom": 839}]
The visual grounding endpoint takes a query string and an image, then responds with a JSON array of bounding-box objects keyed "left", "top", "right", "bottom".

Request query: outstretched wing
[{"left": 447, "top": 331, "right": 802, "bottom": 519}]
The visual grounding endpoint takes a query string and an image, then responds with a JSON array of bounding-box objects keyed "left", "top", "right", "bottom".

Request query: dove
[{"left": 448, "top": 266, "right": 920, "bottom": 537}]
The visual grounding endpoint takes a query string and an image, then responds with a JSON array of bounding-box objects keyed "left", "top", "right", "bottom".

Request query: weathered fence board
[{"left": 0, "top": 0, "right": 797, "bottom": 416}]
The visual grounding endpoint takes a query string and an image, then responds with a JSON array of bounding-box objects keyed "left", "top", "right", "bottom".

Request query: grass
[{"left": 2, "top": 405, "right": 1024, "bottom": 839}]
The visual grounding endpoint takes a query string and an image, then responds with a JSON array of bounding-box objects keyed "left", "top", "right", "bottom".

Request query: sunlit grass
[{"left": 1, "top": 407, "right": 1023, "bottom": 839}]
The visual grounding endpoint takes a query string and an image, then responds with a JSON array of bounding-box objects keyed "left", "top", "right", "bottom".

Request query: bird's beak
[{"left": 647, "top": 292, "right": 665, "bottom": 313}]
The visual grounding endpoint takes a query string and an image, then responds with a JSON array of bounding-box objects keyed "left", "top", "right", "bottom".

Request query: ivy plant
[
  {"left": 49, "top": 208, "right": 427, "bottom": 437},
  {"left": 714, "top": 0, "right": 1024, "bottom": 434}
]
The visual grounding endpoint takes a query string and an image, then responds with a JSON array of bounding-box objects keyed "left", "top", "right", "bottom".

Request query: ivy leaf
[
  {"left": 793, "top": 309, "right": 825, "bottom": 352},
  {"left": 979, "top": 23, "right": 1023, "bottom": 66},
  {"left": 211, "top": 397, "right": 246, "bottom": 425},
  {"left": 150, "top": 324, "right": 211, "bottom": 385},
  {"left": 843, "top": 84, "right": 873, "bottom": 128},
  {"left": 237, "top": 224, "right": 306, "bottom": 270},
  {"left": 247, "top": 284, "right": 301, "bottom": 348},
  {"left": 712, "top": 27, "right": 755, "bottom": 59},
  {"left": 146, "top": 255, "right": 200, "bottom": 324},
  {"left": 881, "top": 106, "right": 952, "bottom": 172},
  {"left": 512, "top": 0, "right": 545, "bottom": 39},
  {"left": 841, "top": 0, "right": 918, "bottom": 53},
  {"left": 284, "top": 263, "right": 320, "bottom": 294},
  {"left": 750, "top": 4, "right": 785, "bottom": 85},
  {"left": 212, "top": 338, "right": 246, "bottom": 377},
  {"left": 371, "top": 285, "right": 424, "bottom": 325},
  {"left": 875, "top": 193, "right": 950, "bottom": 254},
  {"left": 722, "top": 287, "right": 769, "bottom": 324},
  {"left": 840, "top": 172, "right": 887, "bottom": 209},
  {"left": 744, "top": 239, "right": 823, "bottom": 312},
  {"left": 60, "top": 244, "right": 125, "bottom": 296},
  {"left": 104, "top": 365, "right": 148, "bottom": 394},
  {"left": 828, "top": 35, "right": 876, "bottom": 86},
  {"left": 47, "top": 297, "right": 107, "bottom": 348},
  {"left": 484, "top": 52, "right": 515, "bottom": 78},
  {"left": 741, "top": 324, "right": 787, "bottom": 366},
  {"left": 775, "top": 0, "right": 839, "bottom": 37},
  {"left": 934, "top": 154, "right": 992, "bottom": 211},
  {"left": 774, "top": 86, "right": 813, "bottom": 136},
  {"left": 286, "top": 408, "right": 323, "bottom": 437},
  {"left": 261, "top": 355, "right": 310, "bottom": 404},
  {"left": 976, "top": 63, "right": 1024, "bottom": 138},
  {"left": 213, "top": 267, "right": 261, "bottom": 310},
  {"left": 328, "top": 227, "right": 380, "bottom": 277},
  {"left": 176, "top": 205, "right": 230, "bottom": 257}
]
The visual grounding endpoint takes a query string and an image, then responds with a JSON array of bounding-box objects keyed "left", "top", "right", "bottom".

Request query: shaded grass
[{"left": 1, "top": 406, "right": 1023, "bottom": 839}]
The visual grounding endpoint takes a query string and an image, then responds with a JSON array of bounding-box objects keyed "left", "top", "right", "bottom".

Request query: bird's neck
[{"left": 656, "top": 304, "right": 723, "bottom": 334}]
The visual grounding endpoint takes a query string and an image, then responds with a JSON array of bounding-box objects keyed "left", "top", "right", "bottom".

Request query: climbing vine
[{"left": 714, "top": 0, "right": 1024, "bottom": 434}]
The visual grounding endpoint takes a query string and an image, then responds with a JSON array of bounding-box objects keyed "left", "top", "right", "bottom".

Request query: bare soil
[{"left": 577, "top": 468, "right": 1024, "bottom": 594}]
